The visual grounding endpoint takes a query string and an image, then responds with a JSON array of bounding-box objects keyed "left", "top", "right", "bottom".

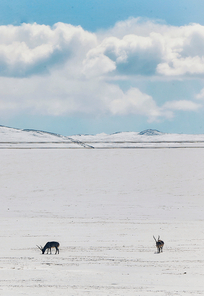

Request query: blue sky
[{"left": 1, "top": 0, "right": 204, "bottom": 135}]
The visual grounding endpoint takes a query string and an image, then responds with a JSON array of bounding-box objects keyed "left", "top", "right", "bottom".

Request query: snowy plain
[{"left": 1, "top": 126, "right": 204, "bottom": 295}]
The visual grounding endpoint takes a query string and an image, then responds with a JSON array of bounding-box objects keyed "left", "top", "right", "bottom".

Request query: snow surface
[{"left": 1, "top": 126, "right": 204, "bottom": 295}]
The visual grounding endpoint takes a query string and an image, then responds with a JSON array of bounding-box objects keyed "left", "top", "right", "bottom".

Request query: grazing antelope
[
  {"left": 153, "top": 236, "right": 164, "bottom": 253},
  {"left": 37, "top": 241, "right": 60, "bottom": 254}
]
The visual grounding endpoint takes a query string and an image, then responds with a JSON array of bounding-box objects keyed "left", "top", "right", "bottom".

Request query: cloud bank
[{"left": 0, "top": 18, "right": 203, "bottom": 120}]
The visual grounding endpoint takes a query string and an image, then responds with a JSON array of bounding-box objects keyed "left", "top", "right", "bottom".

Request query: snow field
[{"left": 0, "top": 148, "right": 204, "bottom": 295}]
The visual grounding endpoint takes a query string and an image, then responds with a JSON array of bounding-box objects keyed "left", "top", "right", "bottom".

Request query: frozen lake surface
[{"left": 1, "top": 147, "right": 204, "bottom": 295}]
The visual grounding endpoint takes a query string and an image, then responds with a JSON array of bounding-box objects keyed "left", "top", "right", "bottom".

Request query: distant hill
[
  {"left": 139, "top": 129, "right": 163, "bottom": 136},
  {"left": 0, "top": 125, "right": 68, "bottom": 142},
  {"left": 1, "top": 125, "right": 204, "bottom": 148}
]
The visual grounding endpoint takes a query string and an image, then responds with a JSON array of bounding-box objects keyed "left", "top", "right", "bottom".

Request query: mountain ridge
[
  {"left": 0, "top": 125, "right": 165, "bottom": 140},
  {"left": 1, "top": 125, "right": 204, "bottom": 149}
]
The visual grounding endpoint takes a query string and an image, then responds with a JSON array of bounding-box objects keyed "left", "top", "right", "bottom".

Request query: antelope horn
[
  {"left": 153, "top": 236, "right": 157, "bottom": 242},
  {"left": 36, "top": 245, "right": 42, "bottom": 250}
]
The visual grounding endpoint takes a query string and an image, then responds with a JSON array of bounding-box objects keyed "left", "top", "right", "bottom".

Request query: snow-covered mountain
[
  {"left": 138, "top": 129, "right": 163, "bottom": 135},
  {"left": 0, "top": 125, "right": 68, "bottom": 142},
  {"left": 0, "top": 125, "right": 82, "bottom": 148},
  {"left": 1, "top": 125, "right": 204, "bottom": 148}
]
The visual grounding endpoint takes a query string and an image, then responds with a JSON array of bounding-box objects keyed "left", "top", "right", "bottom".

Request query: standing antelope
[
  {"left": 153, "top": 236, "right": 164, "bottom": 253},
  {"left": 37, "top": 241, "right": 60, "bottom": 254}
]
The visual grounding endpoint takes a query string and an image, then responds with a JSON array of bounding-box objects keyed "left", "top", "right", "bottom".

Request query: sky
[{"left": 1, "top": 1, "right": 204, "bottom": 135}]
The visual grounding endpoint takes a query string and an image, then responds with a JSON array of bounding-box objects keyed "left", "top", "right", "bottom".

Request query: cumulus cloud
[
  {"left": 95, "top": 20, "right": 204, "bottom": 77},
  {"left": 108, "top": 87, "right": 161, "bottom": 120},
  {"left": 0, "top": 22, "right": 96, "bottom": 77},
  {"left": 0, "top": 73, "right": 163, "bottom": 121},
  {"left": 196, "top": 88, "right": 204, "bottom": 100},
  {"left": 162, "top": 100, "right": 201, "bottom": 111},
  {"left": 2, "top": 19, "right": 204, "bottom": 79},
  {"left": 82, "top": 34, "right": 162, "bottom": 77},
  {"left": 0, "top": 19, "right": 203, "bottom": 120}
]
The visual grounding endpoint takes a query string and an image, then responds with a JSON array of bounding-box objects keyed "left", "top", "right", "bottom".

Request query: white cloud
[
  {"left": 82, "top": 52, "right": 116, "bottom": 78},
  {"left": 109, "top": 87, "right": 161, "bottom": 120},
  {"left": 163, "top": 100, "right": 201, "bottom": 111},
  {"left": 0, "top": 22, "right": 96, "bottom": 76},
  {"left": 0, "top": 74, "right": 163, "bottom": 121},
  {"left": 196, "top": 88, "right": 204, "bottom": 100},
  {"left": 83, "top": 34, "right": 162, "bottom": 76},
  {"left": 2, "top": 20, "right": 204, "bottom": 78},
  {"left": 0, "top": 19, "right": 203, "bottom": 121},
  {"left": 97, "top": 20, "right": 204, "bottom": 77}
]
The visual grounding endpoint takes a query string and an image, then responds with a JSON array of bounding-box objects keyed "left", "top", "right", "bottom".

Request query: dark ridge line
[
  {"left": 1, "top": 140, "right": 204, "bottom": 144},
  {"left": 0, "top": 146, "right": 204, "bottom": 149},
  {"left": 0, "top": 141, "right": 72, "bottom": 144},
  {"left": 67, "top": 140, "right": 204, "bottom": 144}
]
